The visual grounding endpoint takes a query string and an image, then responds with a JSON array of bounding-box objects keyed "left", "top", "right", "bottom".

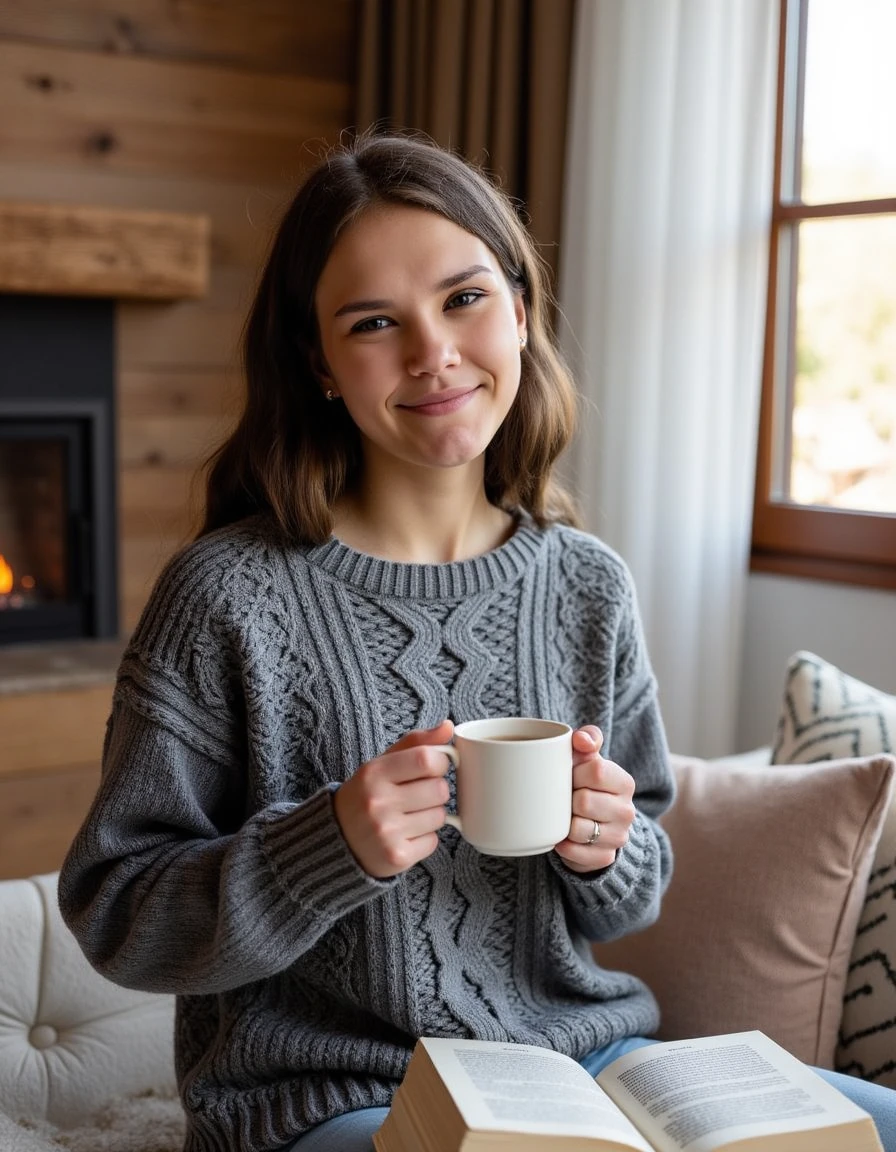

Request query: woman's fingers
[
  {"left": 554, "top": 797, "right": 631, "bottom": 872},
  {"left": 555, "top": 741, "right": 637, "bottom": 873},
  {"left": 566, "top": 812, "right": 630, "bottom": 852},
  {"left": 365, "top": 741, "right": 454, "bottom": 785},
  {"left": 333, "top": 721, "right": 455, "bottom": 878},
  {"left": 572, "top": 751, "right": 635, "bottom": 797},
  {"left": 385, "top": 719, "right": 454, "bottom": 756},
  {"left": 572, "top": 725, "right": 603, "bottom": 761}
]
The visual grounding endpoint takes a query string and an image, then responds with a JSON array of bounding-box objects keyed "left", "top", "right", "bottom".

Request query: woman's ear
[
  {"left": 514, "top": 294, "right": 527, "bottom": 348},
  {"left": 310, "top": 348, "right": 340, "bottom": 401}
]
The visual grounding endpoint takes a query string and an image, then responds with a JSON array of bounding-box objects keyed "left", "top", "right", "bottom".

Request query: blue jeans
[{"left": 285, "top": 1037, "right": 896, "bottom": 1151}]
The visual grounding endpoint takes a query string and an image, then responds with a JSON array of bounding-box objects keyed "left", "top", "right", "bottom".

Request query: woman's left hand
[{"left": 553, "top": 725, "right": 636, "bottom": 873}]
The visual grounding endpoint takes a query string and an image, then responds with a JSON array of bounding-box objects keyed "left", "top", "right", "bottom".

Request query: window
[{"left": 751, "top": 0, "right": 896, "bottom": 589}]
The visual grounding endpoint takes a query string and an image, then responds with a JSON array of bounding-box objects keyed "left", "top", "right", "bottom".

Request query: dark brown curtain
[{"left": 355, "top": 0, "right": 576, "bottom": 288}]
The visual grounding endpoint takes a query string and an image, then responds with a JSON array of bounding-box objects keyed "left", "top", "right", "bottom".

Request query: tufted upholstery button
[
  {"left": 29, "top": 1024, "right": 59, "bottom": 1049},
  {"left": 0, "top": 875, "right": 177, "bottom": 1127}
]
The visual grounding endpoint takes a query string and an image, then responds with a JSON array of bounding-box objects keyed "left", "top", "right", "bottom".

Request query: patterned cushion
[{"left": 772, "top": 651, "right": 896, "bottom": 1086}]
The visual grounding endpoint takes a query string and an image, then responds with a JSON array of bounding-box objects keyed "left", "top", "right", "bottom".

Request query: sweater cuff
[
  {"left": 550, "top": 810, "right": 653, "bottom": 914},
  {"left": 260, "top": 785, "right": 395, "bottom": 918}
]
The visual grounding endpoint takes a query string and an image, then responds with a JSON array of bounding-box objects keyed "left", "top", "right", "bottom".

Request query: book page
[
  {"left": 420, "top": 1038, "right": 653, "bottom": 1150},
  {"left": 596, "top": 1031, "right": 871, "bottom": 1152}
]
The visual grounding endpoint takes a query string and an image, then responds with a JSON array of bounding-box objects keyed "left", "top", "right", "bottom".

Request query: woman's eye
[
  {"left": 351, "top": 316, "right": 391, "bottom": 334},
  {"left": 446, "top": 290, "right": 483, "bottom": 310}
]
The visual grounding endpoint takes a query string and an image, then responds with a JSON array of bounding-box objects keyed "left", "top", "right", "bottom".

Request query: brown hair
[{"left": 198, "top": 131, "right": 580, "bottom": 542}]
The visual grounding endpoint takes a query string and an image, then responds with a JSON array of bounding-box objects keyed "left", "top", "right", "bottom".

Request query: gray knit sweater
[{"left": 58, "top": 515, "right": 674, "bottom": 1152}]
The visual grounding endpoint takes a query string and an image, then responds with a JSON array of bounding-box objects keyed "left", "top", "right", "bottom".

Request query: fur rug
[{"left": 1, "top": 1089, "right": 185, "bottom": 1152}]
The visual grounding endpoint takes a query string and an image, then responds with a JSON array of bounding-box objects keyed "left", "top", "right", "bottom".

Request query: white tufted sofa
[{"left": 0, "top": 872, "right": 179, "bottom": 1151}]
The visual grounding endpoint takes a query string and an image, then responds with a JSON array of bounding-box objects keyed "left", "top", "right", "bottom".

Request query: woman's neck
[{"left": 332, "top": 467, "right": 515, "bottom": 564}]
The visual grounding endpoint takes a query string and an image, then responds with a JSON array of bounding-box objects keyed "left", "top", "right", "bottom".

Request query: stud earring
[
  {"left": 325, "top": 389, "right": 337, "bottom": 401},
  {"left": 519, "top": 336, "right": 527, "bottom": 350}
]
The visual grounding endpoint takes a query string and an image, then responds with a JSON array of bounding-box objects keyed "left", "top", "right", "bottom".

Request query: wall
[
  {"left": 0, "top": 1, "right": 357, "bottom": 879},
  {"left": 0, "top": 0, "right": 357, "bottom": 630},
  {"left": 737, "top": 574, "right": 896, "bottom": 752}
]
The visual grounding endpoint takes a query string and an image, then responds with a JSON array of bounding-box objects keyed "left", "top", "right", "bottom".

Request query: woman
[{"left": 57, "top": 132, "right": 896, "bottom": 1152}]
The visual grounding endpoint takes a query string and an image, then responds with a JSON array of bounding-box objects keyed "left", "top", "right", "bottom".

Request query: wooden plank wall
[
  {"left": 0, "top": 0, "right": 357, "bottom": 627},
  {"left": 0, "top": 0, "right": 357, "bottom": 879}
]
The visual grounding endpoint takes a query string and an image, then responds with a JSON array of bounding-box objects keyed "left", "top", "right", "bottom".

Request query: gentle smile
[{"left": 399, "top": 387, "right": 480, "bottom": 416}]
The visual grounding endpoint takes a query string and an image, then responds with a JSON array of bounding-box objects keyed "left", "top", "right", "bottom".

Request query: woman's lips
[{"left": 400, "top": 387, "right": 480, "bottom": 416}]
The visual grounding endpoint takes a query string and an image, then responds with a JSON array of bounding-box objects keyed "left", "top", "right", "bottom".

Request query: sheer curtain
[{"left": 558, "top": 1, "right": 778, "bottom": 756}]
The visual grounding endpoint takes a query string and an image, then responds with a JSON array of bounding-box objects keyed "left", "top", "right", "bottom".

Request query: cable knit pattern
[{"left": 58, "top": 515, "right": 674, "bottom": 1152}]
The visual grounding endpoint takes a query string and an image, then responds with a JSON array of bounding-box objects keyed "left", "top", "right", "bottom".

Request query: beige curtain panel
[{"left": 355, "top": 0, "right": 575, "bottom": 287}]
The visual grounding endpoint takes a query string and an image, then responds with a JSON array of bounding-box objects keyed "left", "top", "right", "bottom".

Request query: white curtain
[{"left": 558, "top": 0, "right": 778, "bottom": 757}]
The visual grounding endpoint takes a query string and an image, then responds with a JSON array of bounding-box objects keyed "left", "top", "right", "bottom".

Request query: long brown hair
[{"left": 198, "top": 131, "right": 580, "bottom": 542}]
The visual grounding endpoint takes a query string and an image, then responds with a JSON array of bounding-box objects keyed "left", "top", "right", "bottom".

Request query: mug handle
[{"left": 433, "top": 743, "right": 461, "bottom": 833}]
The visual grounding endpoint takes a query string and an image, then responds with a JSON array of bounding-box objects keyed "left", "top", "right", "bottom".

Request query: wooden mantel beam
[{"left": 0, "top": 201, "right": 210, "bottom": 301}]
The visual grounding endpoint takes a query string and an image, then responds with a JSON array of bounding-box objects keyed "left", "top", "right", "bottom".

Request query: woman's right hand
[{"left": 332, "top": 720, "right": 454, "bottom": 878}]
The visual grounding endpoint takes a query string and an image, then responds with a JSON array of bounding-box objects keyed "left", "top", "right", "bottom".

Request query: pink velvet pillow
[
  {"left": 773, "top": 651, "right": 896, "bottom": 1085},
  {"left": 593, "top": 752, "right": 895, "bottom": 1068}
]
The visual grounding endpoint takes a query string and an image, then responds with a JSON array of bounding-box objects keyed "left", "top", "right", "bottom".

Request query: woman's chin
[{"left": 416, "top": 427, "right": 496, "bottom": 470}]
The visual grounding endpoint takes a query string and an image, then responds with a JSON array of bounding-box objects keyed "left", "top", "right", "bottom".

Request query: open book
[{"left": 373, "top": 1030, "right": 883, "bottom": 1152}]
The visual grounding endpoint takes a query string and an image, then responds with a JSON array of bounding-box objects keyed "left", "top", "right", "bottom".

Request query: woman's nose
[{"left": 404, "top": 323, "right": 461, "bottom": 376}]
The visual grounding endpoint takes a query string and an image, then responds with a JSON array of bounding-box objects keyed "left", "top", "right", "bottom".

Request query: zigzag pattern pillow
[{"left": 772, "top": 651, "right": 896, "bottom": 1087}]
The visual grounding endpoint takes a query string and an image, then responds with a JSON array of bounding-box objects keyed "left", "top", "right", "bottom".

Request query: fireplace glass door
[
  {"left": 0, "top": 420, "right": 89, "bottom": 643},
  {"left": 1, "top": 293, "right": 118, "bottom": 647}
]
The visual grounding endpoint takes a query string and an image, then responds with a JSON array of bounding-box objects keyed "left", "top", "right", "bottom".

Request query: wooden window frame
[{"left": 751, "top": 0, "right": 896, "bottom": 591}]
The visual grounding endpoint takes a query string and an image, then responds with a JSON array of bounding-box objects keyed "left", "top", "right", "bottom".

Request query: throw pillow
[
  {"left": 593, "top": 752, "right": 895, "bottom": 1069},
  {"left": 772, "top": 651, "right": 896, "bottom": 1086},
  {"left": 772, "top": 649, "right": 895, "bottom": 764}
]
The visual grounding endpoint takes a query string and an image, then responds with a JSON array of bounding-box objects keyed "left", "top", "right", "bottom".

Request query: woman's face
[{"left": 313, "top": 204, "right": 527, "bottom": 483}]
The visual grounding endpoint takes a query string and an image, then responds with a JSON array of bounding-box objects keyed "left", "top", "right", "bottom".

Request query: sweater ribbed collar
[{"left": 300, "top": 518, "right": 547, "bottom": 600}]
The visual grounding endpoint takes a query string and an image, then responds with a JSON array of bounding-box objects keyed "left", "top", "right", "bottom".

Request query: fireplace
[{"left": 0, "top": 294, "right": 118, "bottom": 646}]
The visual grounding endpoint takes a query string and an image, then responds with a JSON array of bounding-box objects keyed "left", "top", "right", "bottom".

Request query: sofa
[
  {"left": 1, "top": 651, "right": 894, "bottom": 1152},
  {"left": 0, "top": 871, "right": 182, "bottom": 1152}
]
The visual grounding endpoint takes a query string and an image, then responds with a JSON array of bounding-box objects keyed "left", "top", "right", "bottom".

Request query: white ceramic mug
[{"left": 435, "top": 717, "right": 573, "bottom": 856}]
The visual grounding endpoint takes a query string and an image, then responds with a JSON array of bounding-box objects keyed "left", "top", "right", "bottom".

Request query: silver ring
[{"left": 586, "top": 819, "right": 601, "bottom": 845}]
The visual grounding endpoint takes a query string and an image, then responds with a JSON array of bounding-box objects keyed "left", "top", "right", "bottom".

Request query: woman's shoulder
[
  {"left": 130, "top": 516, "right": 291, "bottom": 644},
  {"left": 544, "top": 521, "right": 635, "bottom": 594},
  {"left": 154, "top": 516, "right": 278, "bottom": 594},
  {"left": 110, "top": 519, "right": 294, "bottom": 732}
]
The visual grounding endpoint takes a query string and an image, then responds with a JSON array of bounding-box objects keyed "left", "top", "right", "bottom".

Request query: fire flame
[{"left": 0, "top": 554, "right": 12, "bottom": 596}]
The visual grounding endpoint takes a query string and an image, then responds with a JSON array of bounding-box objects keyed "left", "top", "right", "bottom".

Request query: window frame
[{"left": 751, "top": 0, "right": 896, "bottom": 591}]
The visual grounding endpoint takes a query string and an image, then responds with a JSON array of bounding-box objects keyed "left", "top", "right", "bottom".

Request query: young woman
[{"left": 57, "top": 133, "right": 896, "bottom": 1152}]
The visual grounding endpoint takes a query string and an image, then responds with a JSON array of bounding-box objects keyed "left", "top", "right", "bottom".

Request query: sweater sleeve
[
  {"left": 548, "top": 544, "right": 675, "bottom": 942},
  {"left": 58, "top": 706, "right": 395, "bottom": 996},
  {"left": 58, "top": 534, "right": 396, "bottom": 997}
]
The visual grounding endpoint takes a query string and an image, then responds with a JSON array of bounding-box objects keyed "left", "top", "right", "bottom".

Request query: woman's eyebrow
[
  {"left": 333, "top": 265, "right": 495, "bottom": 318},
  {"left": 334, "top": 297, "right": 390, "bottom": 318},
  {"left": 435, "top": 264, "right": 494, "bottom": 291}
]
